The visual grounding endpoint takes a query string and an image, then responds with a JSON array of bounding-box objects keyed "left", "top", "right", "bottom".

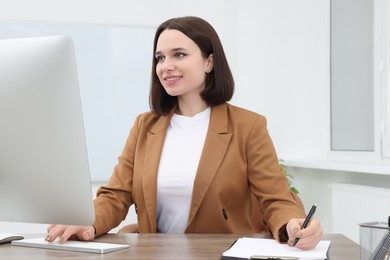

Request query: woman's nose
[{"left": 161, "top": 59, "right": 175, "bottom": 72}]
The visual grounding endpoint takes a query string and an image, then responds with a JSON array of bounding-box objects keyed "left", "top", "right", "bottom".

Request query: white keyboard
[{"left": 11, "top": 237, "right": 129, "bottom": 254}]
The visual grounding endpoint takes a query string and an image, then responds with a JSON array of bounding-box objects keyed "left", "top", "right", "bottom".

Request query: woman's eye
[
  {"left": 176, "top": 53, "right": 187, "bottom": 58},
  {"left": 156, "top": 56, "right": 165, "bottom": 62}
]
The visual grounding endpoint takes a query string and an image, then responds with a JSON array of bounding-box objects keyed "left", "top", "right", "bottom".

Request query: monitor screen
[{"left": 0, "top": 35, "right": 95, "bottom": 226}]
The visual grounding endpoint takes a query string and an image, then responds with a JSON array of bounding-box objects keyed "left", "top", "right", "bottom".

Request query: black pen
[{"left": 292, "top": 204, "right": 317, "bottom": 246}]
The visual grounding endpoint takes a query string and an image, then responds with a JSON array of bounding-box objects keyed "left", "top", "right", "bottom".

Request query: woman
[{"left": 46, "top": 16, "right": 322, "bottom": 249}]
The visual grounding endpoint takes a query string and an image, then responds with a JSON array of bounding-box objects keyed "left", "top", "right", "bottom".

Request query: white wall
[
  {"left": 1, "top": 0, "right": 389, "bottom": 241},
  {"left": 0, "top": 0, "right": 239, "bottom": 73},
  {"left": 233, "top": 0, "right": 330, "bottom": 160}
]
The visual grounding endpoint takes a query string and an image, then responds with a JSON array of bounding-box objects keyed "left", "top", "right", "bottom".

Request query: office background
[{"left": 0, "top": 0, "right": 389, "bottom": 244}]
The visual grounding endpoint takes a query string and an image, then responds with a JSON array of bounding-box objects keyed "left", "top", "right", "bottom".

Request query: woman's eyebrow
[
  {"left": 155, "top": 47, "right": 187, "bottom": 56},
  {"left": 171, "top": 47, "right": 187, "bottom": 52}
]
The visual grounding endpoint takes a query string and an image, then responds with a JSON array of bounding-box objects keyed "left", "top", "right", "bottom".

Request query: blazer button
[{"left": 222, "top": 209, "right": 228, "bottom": 220}]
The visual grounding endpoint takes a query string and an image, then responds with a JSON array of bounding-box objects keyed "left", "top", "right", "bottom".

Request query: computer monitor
[{"left": 0, "top": 35, "right": 95, "bottom": 226}]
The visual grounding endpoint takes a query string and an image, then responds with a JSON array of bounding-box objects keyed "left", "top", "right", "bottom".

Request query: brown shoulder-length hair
[{"left": 149, "top": 16, "right": 235, "bottom": 115}]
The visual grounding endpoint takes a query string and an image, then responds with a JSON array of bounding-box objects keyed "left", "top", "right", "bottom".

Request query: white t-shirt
[{"left": 156, "top": 107, "right": 210, "bottom": 233}]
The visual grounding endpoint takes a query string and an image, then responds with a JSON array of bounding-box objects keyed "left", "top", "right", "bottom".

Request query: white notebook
[
  {"left": 222, "top": 237, "right": 330, "bottom": 260},
  {"left": 11, "top": 237, "right": 130, "bottom": 254}
]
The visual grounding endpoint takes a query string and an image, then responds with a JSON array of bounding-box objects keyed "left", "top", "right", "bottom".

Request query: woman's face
[{"left": 155, "top": 29, "right": 213, "bottom": 99}]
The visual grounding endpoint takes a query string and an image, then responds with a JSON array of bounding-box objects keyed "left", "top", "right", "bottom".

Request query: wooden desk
[{"left": 0, "top": 233, "right": 360, "bottom": 259}]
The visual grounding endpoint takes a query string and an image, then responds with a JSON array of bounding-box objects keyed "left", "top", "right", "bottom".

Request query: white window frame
[
  {"left": 328, "top": 0, "right": 390, "bottom": 163},
  {"left": 381, "top": 0, "right": 390, "bottom": 159}
]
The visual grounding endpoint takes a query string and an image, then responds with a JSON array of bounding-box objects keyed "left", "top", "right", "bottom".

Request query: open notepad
[
  {"left": 222, "top": 237, "right": 331, "bottom": 259},
  {"left": 11, "top": 237, "right": 130, "bottom": 254}
]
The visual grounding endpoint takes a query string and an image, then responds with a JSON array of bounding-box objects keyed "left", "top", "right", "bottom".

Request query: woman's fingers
[
  {"left": 45, "top": 225, "right": 94, "bottom": 243},
  {"left": 286, "top": 218, "right": 323, "bottom": 250}
]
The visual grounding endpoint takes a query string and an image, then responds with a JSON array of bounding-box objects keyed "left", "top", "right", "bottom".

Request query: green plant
[{"left": 279, "top": 159, "right": 299, "bottom": 195}]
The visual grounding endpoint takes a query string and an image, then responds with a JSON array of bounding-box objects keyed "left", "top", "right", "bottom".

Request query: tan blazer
[{"left": 93, "top": 103, "right": 306, "bottom": 241}]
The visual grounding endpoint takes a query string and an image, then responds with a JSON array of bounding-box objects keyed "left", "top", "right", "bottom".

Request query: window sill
[{"left": 285, "top": 160, "right": 390, "bottom": 175}]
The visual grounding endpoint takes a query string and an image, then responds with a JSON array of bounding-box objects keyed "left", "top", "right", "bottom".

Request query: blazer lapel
[
  {"left": 187, "top": 104, "right": 232, "bottom": 229},
  {"left": 142, "top": 112, "right": 172, "bottom": 232}
]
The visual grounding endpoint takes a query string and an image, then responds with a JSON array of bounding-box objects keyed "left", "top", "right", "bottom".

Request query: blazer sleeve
[
  {"left": 92, "top": 115, "right": 142, "bottom": 237},
  {"left": 246, "top": 116, "right": 306, "bottom": 241}
]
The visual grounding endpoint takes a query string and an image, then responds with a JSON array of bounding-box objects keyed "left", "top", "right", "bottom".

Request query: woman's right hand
[{"left": 46, "top": 224, "right": 95, "bottom": 244}]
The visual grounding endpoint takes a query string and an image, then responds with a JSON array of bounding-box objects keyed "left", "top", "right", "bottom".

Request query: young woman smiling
[{"left": 46, "top": 16, "right": 322, "bottom": 250}]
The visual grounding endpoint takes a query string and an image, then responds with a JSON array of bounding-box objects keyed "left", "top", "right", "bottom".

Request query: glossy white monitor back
[{"left": 0, "top": 35, "right": 95, "bottom": 225}]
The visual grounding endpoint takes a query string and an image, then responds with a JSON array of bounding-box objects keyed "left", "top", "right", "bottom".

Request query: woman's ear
[{"left": 205, "top": 54, "right": 214, "bottom": 73}]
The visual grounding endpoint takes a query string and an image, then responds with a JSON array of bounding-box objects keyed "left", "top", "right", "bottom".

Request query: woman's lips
[{"left": 164, "top": 75, "right": 182, "bottom": 85}]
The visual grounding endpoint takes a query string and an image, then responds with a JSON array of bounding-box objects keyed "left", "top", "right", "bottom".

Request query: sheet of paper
[
  {"left": 11, "top": 237, "right": 129, "bottom": 254},
  {"left": 222, "top": 237, "right": 330, "bottom": 259}
]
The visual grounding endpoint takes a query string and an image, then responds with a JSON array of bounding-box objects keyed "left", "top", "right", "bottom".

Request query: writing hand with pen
[{"left": 286, "top": 204, "right": 323, "bottom": 250}]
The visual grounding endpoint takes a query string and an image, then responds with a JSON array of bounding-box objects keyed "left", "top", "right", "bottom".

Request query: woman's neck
[{"left": 176, "top": 97, "right": 208, "bottom": 117}]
